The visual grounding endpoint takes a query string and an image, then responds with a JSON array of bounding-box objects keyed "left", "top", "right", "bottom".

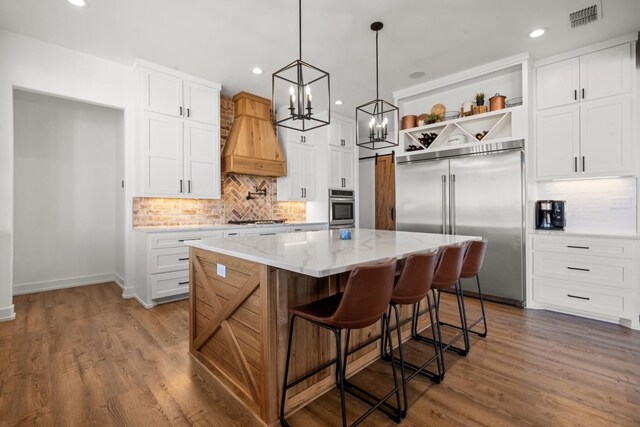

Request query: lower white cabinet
[
  {"left": 530, "top": 234, "right": 639, "bottom": 328},
  {"left": 151, "top": 271, "right": 191, "bottom": 299}
]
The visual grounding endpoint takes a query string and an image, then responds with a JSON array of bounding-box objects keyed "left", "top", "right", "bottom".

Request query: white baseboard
[
  {"left": 13, "top": 273, "right": 119, "bottom": 295},
  {"left": 113, "top": 273, "right": 125, "bottom": 289},
  {"left": 0, "top": 305, "right": 16, "bottom": 322}
]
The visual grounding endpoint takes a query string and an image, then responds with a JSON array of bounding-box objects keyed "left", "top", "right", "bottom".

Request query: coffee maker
[{"left": 536, "top": 200, "right": 566, "bottom": 230}]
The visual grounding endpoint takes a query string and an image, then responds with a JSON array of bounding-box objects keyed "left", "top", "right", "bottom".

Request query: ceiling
[{"left": 1, "top": 0, "right": 638, "bottom": 113}]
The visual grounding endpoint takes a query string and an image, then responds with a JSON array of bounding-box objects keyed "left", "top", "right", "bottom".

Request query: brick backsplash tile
[{"left": 133, "top": 95, "right": 306, "bottom": 228}]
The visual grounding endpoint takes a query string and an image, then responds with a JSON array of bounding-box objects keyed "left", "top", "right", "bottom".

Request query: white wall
[
  {"left": 358, "top": 158, "right": 375, "bottom": 229},
  {"left": 12, "top": 90, "right": 123, "bottom": 293},
  {"left": 0, "top": 29, "right": 135, "bottom": 320}
]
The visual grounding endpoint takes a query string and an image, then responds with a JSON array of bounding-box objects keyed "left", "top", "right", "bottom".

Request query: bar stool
[
  {"left": 380, "top": 252, "right": 440, "bottom": 418},
  {"left": 439, "top": 240, "right": 488, "bottom": 337},
  {"left": 279, "top": 258, "right": 402, "bottom": 427},
  {"left": 412, "top": 245, "right": 468, "bottom": 379}
]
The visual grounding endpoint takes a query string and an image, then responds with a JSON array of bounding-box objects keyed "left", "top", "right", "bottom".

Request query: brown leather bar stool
[
  {"left": 279, "top": 258, "right": 402, "bottom": 427},
  {"left": 380, "top": 251, "right": 440, "bottom": 418},
  {"left": 412, "top": 244, "right": 469, "bottom": 378},
  {"left": 439, "top": 240, "right": 488, "bottom": 337}
]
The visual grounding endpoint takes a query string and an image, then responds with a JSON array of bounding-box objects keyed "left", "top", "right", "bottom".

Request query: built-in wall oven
[{"left": 329, "top": 189, "right": 355, "bottom": 229}]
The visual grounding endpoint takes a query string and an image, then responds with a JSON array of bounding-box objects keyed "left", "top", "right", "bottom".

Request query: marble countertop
[
  {"left": 134, "top": 222, "right": 328, "bottom": 233},
  {"left": 185, "top": 229, "right": 480, "bottom": 278}
]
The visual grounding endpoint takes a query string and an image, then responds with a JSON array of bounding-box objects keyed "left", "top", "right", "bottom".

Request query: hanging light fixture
[
  {"left": 272, "top": 0, "right": 330, "bottom": 132},
  {"left": 356, "top": 22, "right": 399, "bottom": 150}
]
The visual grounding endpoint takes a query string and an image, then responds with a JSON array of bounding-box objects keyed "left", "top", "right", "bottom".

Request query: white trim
[
  {"left": 534, "top": 33, "right": 638, "bottom": 67},
  {"left": 113, "top": 272, "right": 126, "bottom": 289},
  {"left": 13, "top": 273, "right": 117, "bottom": 295},
  {"left": 393, "top": 52, "right": 530, "bottom": 101},
  {"left": 0, "top": 305, "right": 16, "bottom": 322},
  {"left": 132, "top": 58, "right": 222, "bottom": 90}
]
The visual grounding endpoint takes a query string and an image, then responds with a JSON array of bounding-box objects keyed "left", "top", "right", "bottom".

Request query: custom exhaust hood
[{"left": 221, "top": 92, "right": 286, "bottom": 177}]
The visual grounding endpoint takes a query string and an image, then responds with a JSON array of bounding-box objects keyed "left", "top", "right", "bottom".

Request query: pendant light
[
  {"left": 272, "top": 0, "right": 330, "bottom": 132},
  {"left": 356, "top": 22, "right": 399, "bottom": 150}
]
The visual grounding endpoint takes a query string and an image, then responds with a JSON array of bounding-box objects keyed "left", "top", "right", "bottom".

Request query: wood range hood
[{"left": 221, "top": 92, "right": 286, "bottom": 177}]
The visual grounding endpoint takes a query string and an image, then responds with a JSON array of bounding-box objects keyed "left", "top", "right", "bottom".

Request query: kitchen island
[{"left": 185, "top": 229, "right": 479, "bottom": 426}]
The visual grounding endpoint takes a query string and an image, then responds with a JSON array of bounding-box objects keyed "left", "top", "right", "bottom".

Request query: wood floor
[{"left": 1, "top": 282, "right": 638, "bottom": 427}]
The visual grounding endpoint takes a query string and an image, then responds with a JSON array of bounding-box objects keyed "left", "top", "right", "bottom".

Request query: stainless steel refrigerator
[{"left": 396, "top": 140, "right": 525, "bottom": 305}]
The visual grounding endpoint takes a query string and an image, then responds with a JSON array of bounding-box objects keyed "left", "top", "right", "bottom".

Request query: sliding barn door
[{"left": 375, "top": 155, "right": 396, "bottom": 230}]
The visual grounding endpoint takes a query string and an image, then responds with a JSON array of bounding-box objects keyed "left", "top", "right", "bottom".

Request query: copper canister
[
  {"left": 401, "top": 115, "right": 417, "bottom": 130},
  {"left": 489, "top": 93, "right": 506, "bottom": 111}
]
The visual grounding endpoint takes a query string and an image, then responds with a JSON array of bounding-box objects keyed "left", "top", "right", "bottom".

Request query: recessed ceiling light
[
  {"left": 251, "top": 67, "right": 263, "bottom": 75},
  {"left": 335, "top": 100, "right": 343, "bottom": 105},
  {"left": 67, "top": 0, "right": 88, "bottom": 7},
  {"left": 528, "top": 27, "right": 547, "bottom": 38},
  {"left": 409, "top": 71, "right": 425, "bottom": 79}
]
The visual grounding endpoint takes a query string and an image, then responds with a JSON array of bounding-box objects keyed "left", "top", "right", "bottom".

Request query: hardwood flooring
[{"left": 1, "top": 282, "right": 638, "bottom": 426}]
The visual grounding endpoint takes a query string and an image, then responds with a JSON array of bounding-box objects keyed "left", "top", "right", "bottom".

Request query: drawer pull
[
  {"left": 260, "top": 233, "right": 276, "bottom": 236},
  {"left": 567, "top": 294, "right": 590, "bottom": 301},
  {"left": 178, "top": 281, "right": 189, "bottom": 286},
  {"left": 567, "top": 245, "right": 590, "bottom": 250},
  {"left": 178, "top": 238, "right": 201, "bottom": 242},
  {"left": 178, "top": 257, "right": 189, "bottom": 261},
  {"left": 567, "top": 267, "right": 590, "bottom": 272}
]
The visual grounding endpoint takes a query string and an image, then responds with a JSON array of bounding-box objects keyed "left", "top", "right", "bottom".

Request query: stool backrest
[
  {"left": 330, "top": 258, "right": 397, "bottom": 329},
  {"left": 461, "top": 240, "right": 488, "bottom": 277},
  {"left": 393, "top": 252, "right": 438, "bottom": 304},
  {"left": 433, "top": 245, "right": 467, "bottom": 288}
]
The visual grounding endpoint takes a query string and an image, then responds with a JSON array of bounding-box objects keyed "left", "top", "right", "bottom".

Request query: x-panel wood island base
[{"left": 185, "top": 230, "right": 479, "bottom": 425}]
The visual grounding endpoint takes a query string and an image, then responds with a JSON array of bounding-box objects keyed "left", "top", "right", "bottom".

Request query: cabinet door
[
  {"left": 143, "top": 69, "right": 183, "bottom": 117},
  {"left": 536, "top": 105, "right": 580, "bottom": 179},
  {"left": 184, "top": 80, "right": 220, "bottom": 125},
  {"left": 183, "top": 122, "right": 220, "bottom": 198},
  {"left": 144, "top": 112, "right": 184, "bottom": 195},
  {"left": 287, "top": 143, "right": 304, "bottom": 200},
  {"left": 328, "top": 147, "right": 343, "bottom": 189},
  {"left": 580, "top": 96, "right": 632, "bottom": 175},
  {"left": 580, "top": 44, "right": 632, "bottom": 102},
  {"left": 341, "top": 149, "right": 355, "bottom": 190},
  {"left": 339, "top": 121, "right": 354, "bottom": 148},
  {"left": 302, "top": 145, "right": 316, "bottom": 200},
  {"left": 536, "top": 58, "right": 580, "bottom": 110}
]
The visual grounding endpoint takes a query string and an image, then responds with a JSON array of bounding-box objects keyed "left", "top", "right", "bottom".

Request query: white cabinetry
[
  {"left": 278, "top": 134, "right": 316, "bottom": 201},
  {"left": 530, "top": 234, "right": 639, "bottom": 329},
  {"left": 329, "top": 146, "right": 355, "bottom": 189},
  {"left": 136, "top": 61, "right": 221, "bottom": 198},
  {"left": 534, "top": 42, "right": 634, "bottom": 179}
]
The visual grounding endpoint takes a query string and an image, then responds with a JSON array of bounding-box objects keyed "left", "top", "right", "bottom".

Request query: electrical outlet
[
  {"left": 217, "top": 263, "right": 226, "bottom": 278},
  {"left": 610, "top": 197, "right": 632, "bottom": 209}
]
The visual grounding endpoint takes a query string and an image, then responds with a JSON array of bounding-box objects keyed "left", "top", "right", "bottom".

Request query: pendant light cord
[
  {"left": 375, "top": 29, "right": 379, "bottom": 100},
  {"left": 298, "top": 0, "right": 302, "bottom": 60}
]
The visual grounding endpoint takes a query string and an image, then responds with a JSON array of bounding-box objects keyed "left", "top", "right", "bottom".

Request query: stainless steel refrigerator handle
[
  {"left": 450, "top": 174, "right": 456, "bottom": 235},
  {"left": 441, "top": 175, "right": 447, "bottom": 234}
]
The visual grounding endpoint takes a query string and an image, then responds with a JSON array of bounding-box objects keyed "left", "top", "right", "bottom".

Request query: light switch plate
[{"left": 217, "top": 263, "right": 226, "bottom": 278}]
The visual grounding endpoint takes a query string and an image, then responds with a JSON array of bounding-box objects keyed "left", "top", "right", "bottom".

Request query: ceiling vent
[{"left": 569, "top": 3, "right": 601, "bottom": 28}]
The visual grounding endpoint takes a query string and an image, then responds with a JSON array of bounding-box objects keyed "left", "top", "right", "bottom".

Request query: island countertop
[{"left": 185, "top": 228, "right": 480, "bottom": 278}]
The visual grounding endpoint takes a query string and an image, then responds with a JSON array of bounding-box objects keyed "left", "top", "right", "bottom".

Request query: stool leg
[
  {"left": 455, "top": 281, "right": 470, "bottom": 355},
  {"left": 476, "top": 275, "right": 488, "bottom": 337},
  {"left": 341, "top": 329, "right": 351, "bottom": 383},
  {"left": 431, "top": 289, "right": 446, "bottom": 378},
  {"left": 425, "top": 292, "right": 443, "bottom": 381},
  {"left": 380, "top": 306, "right": 392, "bottom": 361},
  {"left": 391, "top": 304, "right": 408, "bottom": 418},
  {"left": 334, "top": 328, "right": 347, "bottom": 427},
  {"left": 384, "top": 312, "right": 403, "bottom": 423},
  {"left": 280, "top": 315, "right": 297, "bottom": 426}
]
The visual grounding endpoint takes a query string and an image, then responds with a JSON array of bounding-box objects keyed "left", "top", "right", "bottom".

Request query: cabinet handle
[
  {"left": 567, "top": 266, "right": 590, "bottom": 272},
  {"left": 186, "top": 108, "right": 190, "bottom": 117},
  {"left": 567, "top": 245, "right": 590, "bottom": 249},
  {"left": 303, "top": 188, "right": 307, "bottom": 198},
  {"left": 301, "top": 188, "right": 304, "bottom": 198},
  {"left": 260, "top": 233, "right": 276, "bottom": 236},
  {"left": 574, "top": 89, "right": 577, "bottom": 101},
  {"left": 390, "top": 207, "right": 395, "bottom": 221},
  {"left": 178, "top": 257, "right": 189, "bottom": 261},
  {"left": 582, "top": 88, "right": 585, "bottom": 99},
  {"left": 582, "top": 156, "right": 585, "bottom": 172},
  {"left": 178, "top": 238, "right": 200, "bottom": 242},
  {"left": 178, "top": 281, "right": 189, "bottom": 286},
  {"left": 179, "top": 179, "right": 183, "bottom": 193},
  {"left": 228, "top": 233, "right": 238, "bottom": 236},
  {"left": 188, "top": 180, "right": 192, "bottom": 193},
  {"left": 179, "top": 106, "right": 183, "bottom": 116},
  {"left": 567, "top": 294, "right": 590, "bottom": 301},
  {"left": 574, "top": 157, "right": 578, "bottom": 173}
]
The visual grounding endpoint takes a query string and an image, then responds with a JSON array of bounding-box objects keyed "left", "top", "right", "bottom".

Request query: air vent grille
[{"left": 569, "top": 4, "right": 599, "bottom": 27}]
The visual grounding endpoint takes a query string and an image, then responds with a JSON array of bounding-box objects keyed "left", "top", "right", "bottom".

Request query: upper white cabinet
[
  {"left": 279, "top": 141, "right": 315, "bottom": 201},
  {"left": 329, "top": 146, "right": 355, "bottom": 189},
  {"left": 536, "top": 44, "right": 632, "bottom": 110},
  {"left": 136, "top": 61, "right": 221, "bottom": 198},
  {"left": 535, "top": 42, "right": 635, "bottom": 179},
  {"left": 329, "top": 118, "right": 354, "bottom": 148},
  {"left": 536, "top": 58, "right": 580, "bottom": 110}
]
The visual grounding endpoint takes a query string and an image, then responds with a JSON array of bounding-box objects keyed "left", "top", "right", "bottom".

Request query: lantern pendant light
[
  {"left": 356, "top": 22, "right": 399, "bottom": 150},
  {"left": 272, "top": 0, "right": 330, "bottom": 132}
]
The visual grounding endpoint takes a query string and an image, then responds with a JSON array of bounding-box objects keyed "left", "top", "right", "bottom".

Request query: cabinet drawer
[
  {"left": 151, "top": 271, "right": 190, "bottom": 299},
  {"left": 150, "top": 247, "right": 189, "bottom": 274},
  {"left": 532, "top": 236, "right": 635, "bottom": 259},
  {"left": 150, "top": 233, "right": 203, "bottom": 249},
  {"left": 533, "top": 252, "right": 633, "bottom": 289},
  {"left": 532, "top": 277, "right": 625, "bottom": 318}
]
